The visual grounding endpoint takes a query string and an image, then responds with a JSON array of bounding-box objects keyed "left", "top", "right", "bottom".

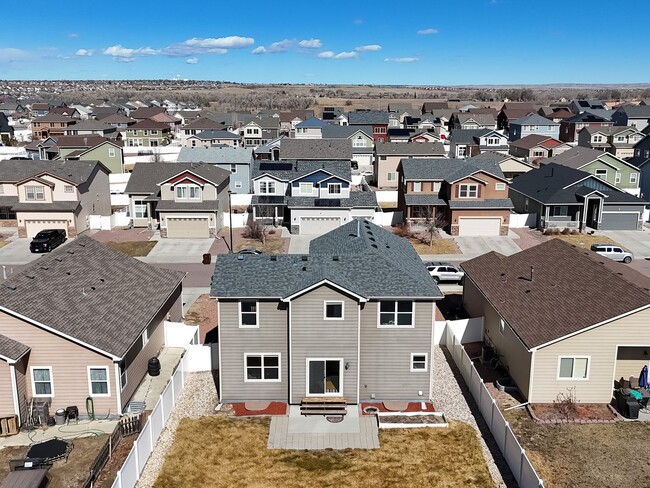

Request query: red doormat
[
  {"left": 361, "top": 401, "right": 435, "bottom": 416},
  {"left": 230, "top": 402, "right": 287, "bottom": 416}
]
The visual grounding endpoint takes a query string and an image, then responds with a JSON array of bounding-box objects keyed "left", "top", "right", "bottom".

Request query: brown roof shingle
[{"left": 461, "top": 239, "right": 650, "bottom": 350}]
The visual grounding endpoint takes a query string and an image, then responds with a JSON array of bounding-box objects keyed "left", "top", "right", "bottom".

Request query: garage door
[
  {"left": 600, "top": 212, "right": 639, "bottom": 231},
  {"left": 300, "top": 217, "right": 341, "bottom": 235},
  {"left": 25, "top": 220, "right": 68, "bottom": 239},
  {"left": 166, "top": 218, "right": 209, "bottom": 238},
  {"left": 458, "top": 217, "right": 501, "bottom": 236}
]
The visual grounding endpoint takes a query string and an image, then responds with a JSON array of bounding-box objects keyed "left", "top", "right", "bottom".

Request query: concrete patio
[
  {"left": 128, "top": 347, "right": 185, "bottom": 411},
  {"left": 267, "top": 405, "right": 379, "bottom": 450},
  {"left": 0, "top": 418, "right": 119, "bottom": 448}
]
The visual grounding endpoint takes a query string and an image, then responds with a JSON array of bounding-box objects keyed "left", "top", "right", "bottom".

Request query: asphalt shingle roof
[
  {"left": 125, "top": 162, "right": 230, "bottom": 194},
  {"left": 449, "top": 129, "right": 491, "bottom": 144},
  {"left": 617, "top": 105, "right": 650, "bottom": 118},
  {"left": 0, "top": 237, "right": 185, "bottom": 358},
  {"left": 280, "top": 139, "right": 353, "bottom": 160},
  {"left": 177, "top": 147, "right": 253, "bottom": 165},
  {"left": 448, "top": 199, "right": 513, "bottom": 209},
  {"left": 461, "top": 239, "right": 650, "bottom": 349},
  {"left": 400, "top": 157, "right": 506, "bottom": 182},
  {"left": 211, "top": 220, "right": 442, "bottom": 300},
  {"left": 192, "top": 130, "right": 239, "bottom": 140},
  {"left": 546, "top": 147, "right": 619, "bottom": 169},
  {"left": 0, "top": 334, "right": 30, "bottom": 361},
  {"left": 510, "top": 113, "right": 557, "bottom": 126},
  {"left": 375, "top": 142, "right": 446, "bottom": 156},
  {"left": 251, "top": 160, "right": 351, "bottom": 182},
  {"left": 0, "top": 160, "right": 104, "bottom": 185},
  {"left": 348, "top": 111, "right": 389, "bottom": 125},
  {"left": 286, "top": 191, "right": 377, "bottom": 208},
  {"left": 320, "top": 125, "right": 373, "bottom": 139}
]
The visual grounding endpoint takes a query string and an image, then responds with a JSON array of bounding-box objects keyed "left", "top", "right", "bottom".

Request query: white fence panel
[
  {"left": 182, "top": 353, "right": 191, "bottom": 383},
  {"left": 375, "top": 190, "right": 398, "bottom": 204},
  {"left": 373, "top": 211, "right": 403, "bottom": 226},
  {"left": 509, "top": 213, "right": 537, "bottom": 228},
  {"left": 491, "top": 406, "right": 508, "bottom": 453},
  {"left": 459, "top": 351, "right": 472, "bottom": 382},
  {"left": 111, "top": 210, "right": 131, "bottom": 227},
  {"left": 479, "top": 387, "right": 494, "bottom": 427},
  {"left": 161, "top": 383, "right": 174, "bottom": 424},
  {"left": 468, "top": 367, "right": 482, "bottom": 401},
  {"left": 110, "top": 194, "right": 130, "bottom": 207},
  {"left": 504, "top": 428, "right": 524, "bottom": 481},
  {"left": 150, "top": 401, "right": 164, "bottom": 445},
  {"left": 172, "top": 368, "right": 183, "bottom": 403},
  {"left": 184, "top": 344, "right": 212, "bottom": 372},
  {"left": 223, "top": 212, "right": 249, "bottom": 228},
  {"left": 137, "top": 421, "right": 153, "bottom": 476},
  {"left": 521, "top": 453, "right": 543, "bottom": 488},
  {"left": 433, "top": 321, "right": 447, "bottom": 345},
  {"left": 120, "top": 447, "right": 139, "bottom": 488},
  {"left": 164, "top": 321, "right": 198, "bottom": 348},
  {"left": 111, "top": 474, "right": 121, "bottom": 488},
  {"left": 448, "top": 317, "right": 484, "bottom": 344},
  {"left": 230, "top": 193, "right": 252, "bottom": 207}
]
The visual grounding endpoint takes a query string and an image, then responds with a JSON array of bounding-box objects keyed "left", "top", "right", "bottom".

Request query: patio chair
[
  {"left": 618, "top": 377, "right": 631, "bottom": 389},
  {"left": 630, "top": 376, "right": 640, "bottom": 389}
]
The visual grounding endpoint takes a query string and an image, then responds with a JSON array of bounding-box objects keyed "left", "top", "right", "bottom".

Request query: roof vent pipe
[{"left": 530, "top": 266, "right": 534, "bottom": 282}]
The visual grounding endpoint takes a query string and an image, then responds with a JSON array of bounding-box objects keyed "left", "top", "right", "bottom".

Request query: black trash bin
[
  {"left": 202, "top": 253, "right": 211, "bottom": 265},
  {"left": 148, "top": 357, "right": 161, "bottom": 377},
  {"left": 626, "top": 397, "right": 640, "bottom": 419}
]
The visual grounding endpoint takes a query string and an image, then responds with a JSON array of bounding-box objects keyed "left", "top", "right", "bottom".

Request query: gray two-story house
[
  {"left": 211, "top": 220, "right": 443, "bottom": 405},
  {"left": 125, "top": 162, "right": 230, "bottom": 237},
  {"left": 177, "top": 146, "right": 253, "bottom": 194}
]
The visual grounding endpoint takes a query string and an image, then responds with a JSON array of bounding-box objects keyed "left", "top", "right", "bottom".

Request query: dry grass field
[{"left": 153, "top": 416, "right": 494, "bottom": 488}]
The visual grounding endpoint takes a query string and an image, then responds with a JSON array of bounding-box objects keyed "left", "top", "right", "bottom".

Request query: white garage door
[
  {"left": 167, "top": 218, "right": 209, "bottom": 238},
  {"left": 25, "top": 220, "right": 68, "bottom": 239},
  {"left": 300, "top": 217, "right": 341, "bottom": 235},
  {"left": 458, "top": 217, "right": 501, "bottom": 236}
]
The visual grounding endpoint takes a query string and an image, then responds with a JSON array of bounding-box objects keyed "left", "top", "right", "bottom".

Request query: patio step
[{"left": 300, "top": 397, "right": 347, "bottom": 416}]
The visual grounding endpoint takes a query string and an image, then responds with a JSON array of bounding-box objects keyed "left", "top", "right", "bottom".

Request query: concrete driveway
[
  {"left": 453, "top": 236, "right": 521, "bottom": 257},
  {"left": 288, "top": 235, "right": 314, "bottom": 254},
  {"left": 0, "top": 239, "right": 49, "bottom": 266},
  {"left": 140, "top": 238, "right": 215, "bottom": 264},
  {"left": 601, "top": 230, "right": 650, "bottom": 259}
]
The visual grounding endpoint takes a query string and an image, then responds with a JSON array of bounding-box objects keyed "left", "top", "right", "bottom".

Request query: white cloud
[
  {"left": 298, "top": 39, "right": 322, "bottom": 49},
  {"left": 75, "top": 49, "right": 93, "bottom": 56},
  {"left": 184, "top": 36, "right": 253, "bottom": 49},
  {"left": 103, "top": 45, "right": 159, "bottom": 60},
  {"left": 318, "top": 51, "right": 334, "bottom": 59},
  {"left": 384, "top": 57, "right": 419, "bottom": 63},
  {"left": 67, "top": 33, "right": 79, "bottom": 38},
  {"left": 334, "top": 51, "right": 357, "bottom": 59},
  {"left": 251, "top": 39, "right": 293, "bottom": 54},
  {"left": 186, "top": 57, "right": 198, "bottom": 64},
  {"left": 356, "top": 44, "right": 382, "bottom": 52},
  {"left": 417, "top": 28, "right": 438, "bottom": 35},
  {"left": 0, "top": 48, "right": 33, "bottom": 63},
  {"left": 103, "top": 36, "right": 254, "bottom": 61},
  {"left": 353, "top": 19, "right": 363, "bottom": 25}
]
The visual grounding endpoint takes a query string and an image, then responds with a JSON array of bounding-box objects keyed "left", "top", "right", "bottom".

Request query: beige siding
[
  {"left": 17, "top": 180, "right": 53, "bottom": 203},
  {"left": 0, "top": 311, "right": 116, "bottom": 414},
  {"left": 359, "top": 300, "right": 434, "bottom": 400},
  {"left": 121, "top": 287, "right": 182, "bottom": 409},
  {"left": 218, "top": 299, "right": 288, "bottom": 402},
  {"left": 615, "top": 347, "right": 648, "bottom": 379},
  {"left": 0, "top": 361, "right": 14, "bottom": 416},
  {"left": 15, "top": 359, "right": 27, "bottom": 423},
  {"left": 78, "top": 166, "right": 111, "bottom": 234},
  {"left": 463, "top": 278, "right": 532, "bottom": 398},
  {"left": 532, "top": 307, "right": 650, "bottom": 403},
  {"left": 291, "top": 285, "right": 359, "bottom": 404}
]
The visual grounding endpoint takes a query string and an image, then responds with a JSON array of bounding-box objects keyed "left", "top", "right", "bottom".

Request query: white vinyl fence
[
  {"left": 444, "top": 325, "right": 544, "bottom": 488},
  {"left": 509, "top": 213, "right": 537, "bottom": 228},
  {"left": 110, "top": 345, "right": 210, "bottom": 488},
  {"left": 373, "top": 211, "right": 403, "bottom": 226},
  {"left": 89, "top": 215, "right": 112, "bottom": 231}
]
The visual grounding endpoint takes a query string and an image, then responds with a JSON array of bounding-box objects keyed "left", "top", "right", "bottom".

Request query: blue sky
[{"left": 0, "top": 0, "right": 647, "bottom": 84}]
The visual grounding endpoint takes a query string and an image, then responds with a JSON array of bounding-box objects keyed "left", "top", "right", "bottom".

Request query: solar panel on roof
[
  {"left": 259, "top": 162, "right": 293, "bottom": 171},
  {"left": 256, "top": 196, "right": 285, "bottom": 204},
  {"left": 314, "top": 198, "right": 341, "bottom": 207}
]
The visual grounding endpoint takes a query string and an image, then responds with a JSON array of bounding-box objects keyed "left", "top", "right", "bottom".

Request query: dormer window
[
  {"left": 26, "top": 185, "right": 45, "bottom": 201},
  {"left": 487, "top": 137, "right": 500, "bottom": 145},
  {"left": 176, "top": 185, "right": 200, "bottom": 200},
  {"left": 458, "top": 184, "right": 478, "bottom": 198},
  {"left": 299, "top": 182, "right": 313, "bottom": 195},
  {"left": 328, "top": 183, "right": 341, "bottom": 194}
]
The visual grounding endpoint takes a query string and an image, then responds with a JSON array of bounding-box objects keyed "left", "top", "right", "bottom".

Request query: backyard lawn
[
  {"left": 505, "top": 407, "right": 650, "bottom": 487},
  {"left": 235, "top": 236, "right": 288, "bottom": 254},
  {"left": 0, "top": 435, "right": 107, "bottom": 488},
  {"left": 105, "top": 240, "right": 158, "bottom": 257},
  {"left": 153, "top": 416, "right": 493, "bottom": 488}
]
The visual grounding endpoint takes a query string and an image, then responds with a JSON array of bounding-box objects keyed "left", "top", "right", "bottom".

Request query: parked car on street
[
  {"left": 590, "top": 244, "right": 633, "bottom": 264},
  {"left": 424, "top": 262, "right": 465, "bottom": 284},
  {"left": 29, "top": 229, "right": 67, "bottom": 253}
]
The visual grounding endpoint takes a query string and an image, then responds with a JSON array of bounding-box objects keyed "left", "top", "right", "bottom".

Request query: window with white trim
[
  {"left": 433, "top": 182, "right": 441, "bottom": 192},
  {"left": 235, "top": 181, "right": 242, "bottom": 189},
  {"left": 558, "top": 357, "right": 589, "bottom": 379},
  {"left": 88, "top": 367, "right": 110, "bottom": 396},
  {"left": 299, "top": 182, "right": 313, "bottom": 194},
  {"left": 615, "top": 172, "right": 621, "bottom": 184},
  {"left": 108, "top": 147, "right": 116, "bottom": 157},
  {"left": 31, "top": 367, "right": 53, "bottom": 396},
  {"left": 134, "top": 200, "right": 148, "bottom": 219},
  {"left": 240, "top": 301, "right": 258, "bottom": 327},
  {"left": 353, "top": 136, "right": 366, "bottom": 147},
  {"left": 387, "top": 172, "right": 397, "bottom": 182},
  {"left": 328, "top": 183, "right": 342, "bottom": 194},
  {"left": 487, "top": 137, "right": 500, "bottom": 145},
  {"left": 552, "top": 205, "right": 568, "bottom": 217},
  {"left": 413, "top": 182, "right": 422, "bottom": 193},
  {"left": 630, "top": 172, "right": 638, "bottom": 184},
  {"left": 64, "top": 185, "right": 74, "bottom": 193},
  {"left": 26, "top": 185, "right": 45, "bottom": 201},
  {"left": 379, "top": 301, "right": 414, "bottom": 327},
  {"left": 533, "top": 150, "right": 545, "bottom": 157},
  {"left": 245, "top": 354, "right": 280, "bottom": 381},
  {"left": 230, "top": 164, "right": 237, "bottom": 174},
  {"left": 456, "top": 145, "right": 467, "bottom": 157},
  {"left": 324, "top": 301, "right": 344, "bottom": 320},
  {"left": 259, "top": 181, "right": 276, "bottom": 194},
  {"left": 594, "top": 169, "right": 607, "bottom": 180},
  {"left": 459, "top": 184, "right": 478, "bottom": 198},
  {"left": 410, "top": 353, "right": 428, "bottom": 372},
  {"left": 495, "top": 183, "right": 506, "bottom": 191}
]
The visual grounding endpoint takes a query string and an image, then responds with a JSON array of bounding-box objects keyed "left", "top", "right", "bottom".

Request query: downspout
[
  {"left": 9, "top": 364, "right": 20, "bottom": 424},
  {"left": 528, "top": 349, "right": 536, "bottom": 404},
  {"left": 357, "top": 302, "right": 361, "bottom": 405},
  {"left": 288, "top": 301, "right": 292, "bottom": 405},
  {"left": 114, "top": 362, "right": 123, "bottom": 416}
]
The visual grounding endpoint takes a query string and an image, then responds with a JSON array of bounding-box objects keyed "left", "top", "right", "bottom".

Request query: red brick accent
[
  {"left": 17, "top": 226, "right": 26, "bottom": 238},
  {"left": 67, "top": 226, "right": 77, "bottom": 237}
]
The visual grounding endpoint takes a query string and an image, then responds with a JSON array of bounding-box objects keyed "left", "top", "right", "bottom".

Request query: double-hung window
[
  {"left": 88, "top": 367, "right": 110, "bottom": 396},
  {"left": 31, "top": 367, "right": 54, "bottom": 396},
  {"left": 245, "top": 354, "right": 280, "bottom": 381},
  {"left": 328, "top": 183, "right": 341, "bottom": 195},
  {"left": 26, "top": 185, "right": 45, "bottom": 201},
  {"left": 630, "top": 172, "right": 638, "bottom": 184},
  {"left": 379, "top": 301, "right": 414, "bottom": 327},
  {"left": 240, "top": 301, "right": 258, "bottom": 327},
  {"left": 134, "top": 200, "right": 148, "bottom": 219},
  {"left": 189, "top": 186, "right": 200, "bottom": 199},
  {"left": 459, "top": 184, "right": 478, "bottom": 198},
  {"left": 410, "top": 353, "right": 428, "bottom": 372},
  {"left": 259, "top": 181, "right": 276, "bottom": 194},
  {"left": 176, "top": 186, "right": 187, "bottom": 199},
  {"left": 299, "top": 182, "right": 313, "bottom": 194},
  {"left": 413, "top": 182, "right": 422, "bottom": 193},
  {"left": 558, "top": 357, "right": 589, "bottom": 380},
  {"left": 594, "top": 169, "right": 607, "bottom": 180}
]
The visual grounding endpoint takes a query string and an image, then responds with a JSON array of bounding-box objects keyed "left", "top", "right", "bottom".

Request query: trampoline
[{"left": 26, "top": 438, "right": 72, "bottom": 463}]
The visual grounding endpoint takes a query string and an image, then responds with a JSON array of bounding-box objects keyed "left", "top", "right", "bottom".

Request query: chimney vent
[{"left": 301, "top": 255, "right": 308, "bottom": 261}]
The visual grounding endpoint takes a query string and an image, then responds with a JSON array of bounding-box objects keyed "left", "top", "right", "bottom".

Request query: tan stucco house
[
  {"left": 0, "top": 237, "right": 185, "bottom": 422},
  {"left": 0, "top": 160, "right": 111, "bottom": 238},
  {"left": 461, "top": 239, "right": 650, "bottom": 404},
  {"left": 125, "top": 162, "right": 230, "bottom": 238}
]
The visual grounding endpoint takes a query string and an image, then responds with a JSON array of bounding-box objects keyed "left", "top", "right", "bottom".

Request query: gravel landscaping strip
[
  {"left": 136, "top": 372, "right": 218, "bottom": 488},
  {"left": 431, "top": 346, "right": 516, "bottom": 488}
]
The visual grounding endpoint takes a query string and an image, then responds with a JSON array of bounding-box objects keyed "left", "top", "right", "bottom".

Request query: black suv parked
[{"left": 29, "top": 229, "right": 67, "bottom": 253}]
